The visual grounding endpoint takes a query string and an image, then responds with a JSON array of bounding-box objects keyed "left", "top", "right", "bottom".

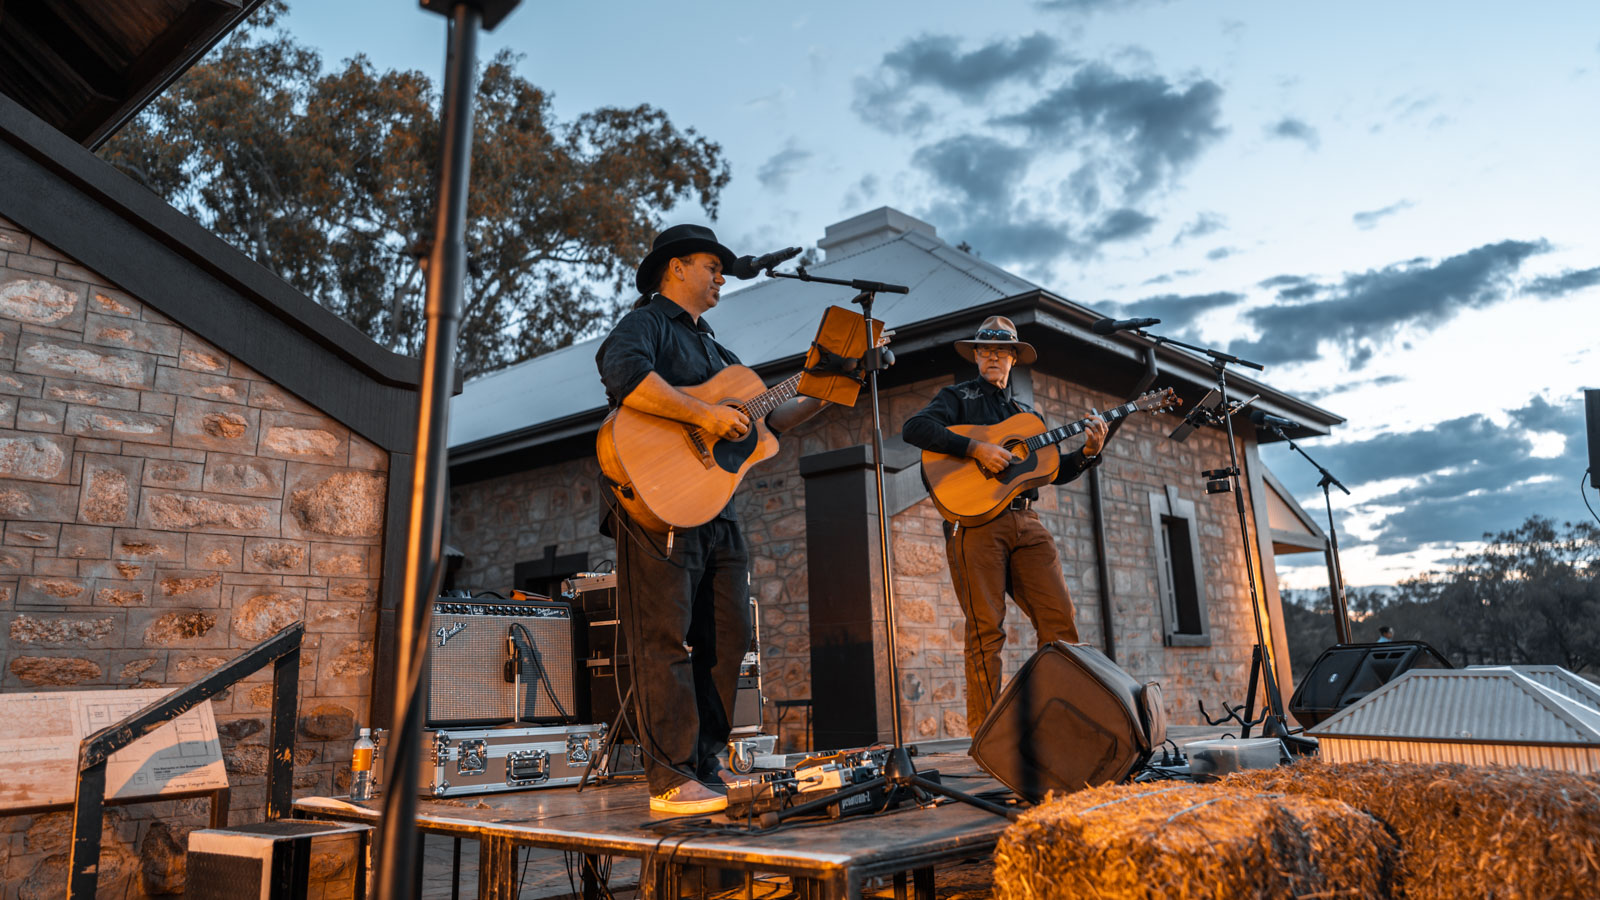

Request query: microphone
[
  {"left": 729, "top": 246, "right": 802, "bottom": 280},
  {"left": 1250, "top": 409, "right": 1303, "bottom": 430},
  {"left": 1091, "top": 316, "right": 1160, "bottom": 335}
]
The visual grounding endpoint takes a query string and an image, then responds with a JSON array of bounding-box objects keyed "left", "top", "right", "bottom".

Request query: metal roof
[
  {"left": 447, "top": 226, "right": 1042, "bottom": 452},
  {"left": 1309, "top": 668, "right": 1600, "bottom": 746}
]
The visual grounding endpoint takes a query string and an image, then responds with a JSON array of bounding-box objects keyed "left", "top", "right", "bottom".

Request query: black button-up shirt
[
  {"left": 596, "top": 293, "right": 743, "bottom": 521},
  {"left": 902, "top": 376, "right": 1099, "bottom": 501}
]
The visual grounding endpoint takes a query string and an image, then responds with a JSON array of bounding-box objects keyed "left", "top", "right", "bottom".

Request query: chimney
[{"left": 817, "top": 207, "right": 938, "bottom": 260}]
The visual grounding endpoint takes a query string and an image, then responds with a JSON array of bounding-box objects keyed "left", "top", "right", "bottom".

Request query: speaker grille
[{"left": 427, "top": 598, "right": 576, "bottom": 726}]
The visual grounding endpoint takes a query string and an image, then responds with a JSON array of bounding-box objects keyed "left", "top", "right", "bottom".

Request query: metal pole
[
  {"left": 1323, "top": 486, "right": 1353, "bottom": 644},
  {"left": 374, "top": 6, "right": 481, "bottom": 898}
]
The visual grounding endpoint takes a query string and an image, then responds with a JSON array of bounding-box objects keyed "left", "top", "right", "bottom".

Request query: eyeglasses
[{"left": 973, "top": 346, "right": 1015, "bottom": 359}]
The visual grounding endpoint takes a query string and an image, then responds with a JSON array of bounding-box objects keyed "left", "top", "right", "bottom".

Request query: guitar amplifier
[{"left": 426, "top": 593, "right": 578, "bottom": 727}]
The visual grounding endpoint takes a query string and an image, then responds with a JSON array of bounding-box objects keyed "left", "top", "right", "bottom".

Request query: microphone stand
[
  {"left": 1133, "top": 329, "right": 1306, "bottom": 750},
  {"left": 757, "top": 265, "right": 1020, "bottom": 823},
  {"left": 1264, "top": 425, "right": 1354, "bottom": 645}
]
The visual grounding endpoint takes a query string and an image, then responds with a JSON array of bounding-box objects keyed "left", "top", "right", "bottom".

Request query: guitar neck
[
  {"left": 1023, "top": 399, "right": 1141, "bottom": 452},
  {"left": 736, "top": 372, "right": 803, "bottom": 421}
]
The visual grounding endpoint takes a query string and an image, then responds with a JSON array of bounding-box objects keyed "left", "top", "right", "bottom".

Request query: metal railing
[{"left": 66, "top": 621, "right": 304, "bottom": 899}]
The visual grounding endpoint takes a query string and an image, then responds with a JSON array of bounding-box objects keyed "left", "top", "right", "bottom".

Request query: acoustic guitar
[
  {"left": 597, "top": 367, "right": 801, "bottom": 533},
  {"left": 920, "top": 388, "right": 1180, "bottom": 527}
]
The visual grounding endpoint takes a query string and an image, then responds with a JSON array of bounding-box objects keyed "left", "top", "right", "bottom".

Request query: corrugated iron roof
[
  {"left": 448, "top": 228, "right": 1041, "bottom": 451},
  {"left": 1309, "top": 668, "right": 1600, "bottom": 746}
]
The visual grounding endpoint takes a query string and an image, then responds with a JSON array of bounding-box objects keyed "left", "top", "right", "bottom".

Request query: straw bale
[
  {"left": 1224, "top": 759, "right": 1600, "bottom": 900},
  {"left": 993, "top": 781, "right": 1396, "bottom": 900}
]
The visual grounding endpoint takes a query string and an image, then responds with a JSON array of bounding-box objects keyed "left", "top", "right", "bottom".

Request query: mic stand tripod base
[{"left": 762, "top": 747, "right": 1019, "bottom": 828}]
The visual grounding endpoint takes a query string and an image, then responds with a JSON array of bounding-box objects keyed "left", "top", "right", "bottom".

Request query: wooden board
[{"left": 0, "top": 689, "right": 225, "bottom": 810}]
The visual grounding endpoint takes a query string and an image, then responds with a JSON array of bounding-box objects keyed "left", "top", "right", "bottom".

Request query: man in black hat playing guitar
[
  {"left": 902, "top": 315, "right": 1109, "bottom": 734},
  {"left": 595, "top": 224, "right": 828, "bottom": 814}
]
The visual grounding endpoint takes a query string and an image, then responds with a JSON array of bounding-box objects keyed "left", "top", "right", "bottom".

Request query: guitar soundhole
[{"left": 996, "top": 447, "right": 1039, "bottom": 485}]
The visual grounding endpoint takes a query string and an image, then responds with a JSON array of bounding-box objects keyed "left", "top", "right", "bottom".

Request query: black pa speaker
[
  {"left": 1289, "top": 640, "right": 1452, "bottom": 728},
  {"left": 426, "top": 593, "right": 578, "bottom": 726},
  {"left": 970, "top": 642, "right": 1166, "bottom": 803},
  {"left": 1586, "top": 389, "right": 1599, "bottom": 489}
]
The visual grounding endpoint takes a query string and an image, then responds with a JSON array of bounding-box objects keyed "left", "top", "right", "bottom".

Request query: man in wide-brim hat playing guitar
[
  {"left": 903, "top": 316, "right": 1109, "bottom": 734},
  {"left": 595, "top": 224, "right": 830, "bottom": 814}
]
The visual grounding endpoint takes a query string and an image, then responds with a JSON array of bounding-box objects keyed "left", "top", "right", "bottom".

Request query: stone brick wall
[
  {"left": 448, "top": 365, "right": 1269, "bottom": 753},
  {"left": 0, "top": 215, "right": 384, "bottom": 898}
]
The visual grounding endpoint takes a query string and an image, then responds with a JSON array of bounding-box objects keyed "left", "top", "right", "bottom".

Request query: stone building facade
[
  {"left": 0, "top": 231, "right": 386, "bottom": 893},
  {"left": 449, "top": 359, "right": 1276, "bottom": 751}
]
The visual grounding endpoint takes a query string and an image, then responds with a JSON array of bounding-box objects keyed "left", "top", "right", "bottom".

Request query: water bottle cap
[{"left": 359, "top": 727, "right": 370, "bottom": 736}]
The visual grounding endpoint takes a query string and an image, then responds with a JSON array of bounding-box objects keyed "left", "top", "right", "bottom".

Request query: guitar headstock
[{"left": 1135, "top": 387, "right": 1182, "bottom": 414}]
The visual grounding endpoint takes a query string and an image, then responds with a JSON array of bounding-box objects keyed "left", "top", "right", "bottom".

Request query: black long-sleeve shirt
[
  {"left": 595, "top": 293, "right": 743, "bottom": 523},
  {"left": 902, "top": 376, "right": 1099, "bottom": 502}
]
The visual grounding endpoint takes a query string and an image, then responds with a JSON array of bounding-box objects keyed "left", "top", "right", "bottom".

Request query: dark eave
[
  {"left": 0, "top": 91, "right": 428, "bottom": 452},
  {"left": 0, "top": 0, "right": 265, "bottom": 149}
]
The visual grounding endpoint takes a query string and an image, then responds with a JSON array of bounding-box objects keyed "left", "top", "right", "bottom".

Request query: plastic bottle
[{"left": 350, "top": 728, "right": 375, "bottom": 801}]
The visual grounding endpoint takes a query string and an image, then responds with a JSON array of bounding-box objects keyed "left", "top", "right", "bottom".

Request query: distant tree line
[{"left": 1283, "top": 516, "right": 1600, "bottom": 680}]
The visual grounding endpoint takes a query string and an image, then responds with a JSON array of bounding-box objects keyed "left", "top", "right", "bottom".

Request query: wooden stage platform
[{"left": 295, "top": 748, "right": 1014, "bottom": 900}]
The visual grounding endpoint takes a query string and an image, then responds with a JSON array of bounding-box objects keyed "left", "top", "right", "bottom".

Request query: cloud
[
  {"left": 1172, "top": 211, "right": 1226, "bottom": 245},
  {"left": 1206, "top": 246, "right": 1235, "bottom": 261},
  {"left": 994, "top": 63, "right": 1226, "bottom": 203},
  {"left": 1524, "top": 266, "right": 1600, "bottom": 298},
  {"left": 912, "top": 135, "right": 1034, "bottom": 209},
  {"left": 1266, "top": 116, "right": 1319, "bottom": 149},
  {"left": 1229, "top": 239, "right": 1549, "bottom": 367},
  {"left": 1105, "top": 290, "right": 1243, "bottom": 326},
  {"left": 1036, "top": 0, "right": 1178, "bottom": 14},
  {"left": 1351, "top": 199, "right": 1413, "bottom": 230},
  {"left": 756, "top": 142, "right": 813, "bottom": 190},
  {"left": 854, "top": 33, "right": 1062, "bottom": 134},
  {"left": 1264, "top": 395, "right": 1592, "bottom": 554},
  {"left": 1086, "top": 208, "right": 1157, "bottom": 243},
  {"left": 1297, "top": 374, "right": 1405, "bottom": 402}
]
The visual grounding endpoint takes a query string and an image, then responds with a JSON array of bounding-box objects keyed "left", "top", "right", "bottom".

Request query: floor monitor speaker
[
  {"left": 1289, "top": 640, "right": 1453, "bottom": 728},
  {"left": 970, "top": 642, "right": 1165, "bottom": 803}
]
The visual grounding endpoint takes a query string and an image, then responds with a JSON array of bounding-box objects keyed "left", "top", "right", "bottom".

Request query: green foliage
[
  {"left": 1283, "top": 516, "right": 1600, "bottom": 677},
  {"left": 99, "top": 1, "right": 729, "bottom": 376}
]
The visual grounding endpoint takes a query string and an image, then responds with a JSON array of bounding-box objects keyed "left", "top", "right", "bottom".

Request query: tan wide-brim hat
[{"left": 955, "top": 315, "right": 1037, "bottom": 365}]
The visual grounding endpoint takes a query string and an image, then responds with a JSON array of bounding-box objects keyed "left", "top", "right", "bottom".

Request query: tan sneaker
[{"left": 649, "top": 780, "right": 728, "bottom": 814}]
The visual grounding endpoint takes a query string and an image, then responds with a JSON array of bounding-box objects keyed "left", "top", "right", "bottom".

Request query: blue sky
[{"left": 280, "top": 0, "right": 1600, "bottom": 587}]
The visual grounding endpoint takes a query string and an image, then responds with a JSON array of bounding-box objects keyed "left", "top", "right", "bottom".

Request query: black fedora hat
[{"left": 634, "top": 224, "right": 737, "bottom": 295}]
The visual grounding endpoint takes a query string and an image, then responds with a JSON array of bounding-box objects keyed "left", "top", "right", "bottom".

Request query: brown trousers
[{"left": 945, "top": 507, "right": 1080, "bottom": 731}]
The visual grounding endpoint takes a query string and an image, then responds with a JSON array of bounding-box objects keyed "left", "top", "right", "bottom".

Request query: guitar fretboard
[
  {"left": 1022, "top": 399, "right": 1142, "bottom": 452},
  {"left": 737, "top": 372, "right": 804, "bottom": 420}
]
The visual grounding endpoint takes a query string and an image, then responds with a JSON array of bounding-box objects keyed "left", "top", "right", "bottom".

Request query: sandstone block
[
  {"left": 0, "top": 227, "right": 24, "bottom": 253},
  {"left": 16, "top": 397, "right": 64, "bottom": 432},
  {"left": 156, "top": 570, "right": 224, "bottom": 606},
  {"left": 317, "top": 637, "right": 373, "bottom": 694},
  {"left": 0, "top": 316, "right": 16, "bottom": 360},
  {"left": 185, "top": 534, "right": 244, "bottom": 571},
  {"left": 0, "top": 547, "right": 31, "bottom": 574},
  {"left": 168, "top": 653, "right": 231, "bottom": 682},
  {"left": 83, "top": 311, "right": 181, "bottom": 358},
  {"left": 0, "top": 429, "right": 72, "bottom": 482},
  {"left": 347, "top": 433, "right": 388, "bottom": 471},
  {"left": 76, "top": 453, "right": 143, "bottom": 526},
  {"left": 299, "top": 703, "right": 355, "bottom": 740},
  {"left": 257, "top": 409, "right": 348, "bottom": 464},
  {"left": 138, "top": 820, "right": 186, "bottom": 895},
  {"left": 154, "top": 366, "right": 250, "bottom": 405},
  {"left": 0, "top": 394, "right": 12, "bottom": 428},
  {"left": 232, "top": 590, "right": 304, "bottom": 643},
  {"left": 326, "top": 579, "right": 374, "bottom": 603},
  {"left": 6, "top": 522, "right": 60, "bottom": 549},
  {"left": 9, "top": 654, "right": 101, "bottom": 686},
  {"left": 117, "top": 442, "right": 204, "bottom": 463},
  {"left": 15, "top": 333, "right": 155, "bottom": 389},
  {"left": 171, "top": 395, "right": 259, "bottom": 453},
  {"left": 0, "top": 272, "right": 87, "bottom": 331},
  {"left": 201, "top": 451, "right": 284, "bottom": 498},
  {"left": 93, "top": 580, "right": 151, "bottom": 607},
  {"left": 223, "top": 743, "right": 318, "bottom": 777},
  {"left": 177, "top": 332, "right": 229, "bottom": 374},
  {"left": 246, "top": 380, "right": 319, "bottom": 415},
  {"left": 7, "top": 612, "right": 118, "bottom": 647},
  {"left": 0, "top": 481, "right": 80, "bottom": 522},
  {"left": 283, "top": 466, "right": 385, "bottom": 542},
  {"left": 138, "top": 488, "right": 280, "bottom": 537},
  {"left": 89, "top": 286, "right": 141, "bottom": 319},
  {"left": 311, "top": 544, "right": 371, "bottom": 577},
  {"left": 6, "top": 252, "right": 56, "bottom": 274},
  {"left": 111, "top": 527, "right": 186, "bottom": 563},
  {"left": 64, "top": 404, "right": 172, "bottom": 445},
  {"left": 119, "top": 655, "right": 161, "bottom": 680},
  {"left": 305, "top": 600, "right": 364, "bottom": 633},
  {"left": 137, "top": 609, "right": 222, "bottom": 646},
  {"left": 42, "top": 376, "right": 140, "bottom": 410},
  {"left": 141, "top": 458, "right": 203, "bottom": 491},
  {"left": 139, "top": 389, "right": 177, "bottom": 416},
  {"left": 243, "top": 538, "right": 309, "bottom": 574},
  {"left": 0, "top": 369, "right": 45, "bottom": 397}
]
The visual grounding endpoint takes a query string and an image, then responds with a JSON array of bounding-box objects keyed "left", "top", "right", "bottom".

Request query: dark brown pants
[{"left": 945, "top": 507, "right": 1080, "bottom": 731}]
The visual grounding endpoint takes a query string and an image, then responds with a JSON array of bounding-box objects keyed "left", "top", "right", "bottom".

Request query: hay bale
[
  {"left": 993, "top": 781, "right": 1396, "bottom": 900},
  {"left": 1224, "top": 759, "right": 1600, "bottom": 900}
]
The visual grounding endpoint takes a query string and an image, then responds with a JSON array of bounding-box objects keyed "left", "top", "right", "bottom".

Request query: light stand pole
[
  {"left": 373, "top": 2, "right": 518, "bottom": 898},
  {"left": 1266, "top": 425, "right": 1353, "bottom": 645}
]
